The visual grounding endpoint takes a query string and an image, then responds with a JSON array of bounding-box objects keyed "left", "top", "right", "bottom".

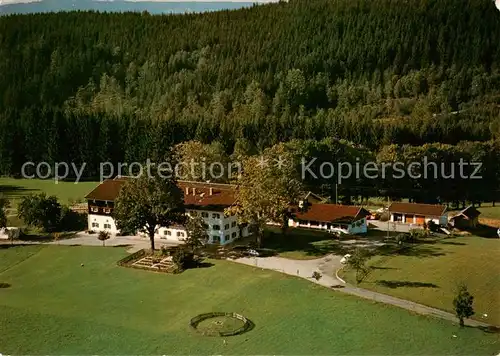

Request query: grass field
[
  {"left": 341, "top": 235, "right": 500, "bottom": 326},
  {"left": 1, "top": 245, "right": 499, "bottom": 355},
  {"left": 0, "top": 178, "right": 98, "bottom": 226},
  {"left": 0, "top": 177, "right": 97, "bottom": 208}
]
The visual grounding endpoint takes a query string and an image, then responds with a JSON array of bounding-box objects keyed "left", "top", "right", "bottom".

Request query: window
[
  {"left": 104, "top": 223, "right": 111, "bottom": 229},
  {"left": 90, "top": 207, "right": 99, "bottom": 213},
  {"left": 231, "top": 232, "right": 237, "bottom": 239},
  {"left": 92, "top": 222, "right": 99, "bottom": 228},
  {"left": 177, "top": 231, "right": 185, "bottom": 237},
  {"left": 212, "top": 225, "right": 220, "bottom": 231},
  {"left": 231, "top": 221, "right": 237, "bottom": 228},
  {"left": 212, "top": 235, "right": 220, "bottom": 243},
  {"left": 104, "top": 208, "right": 111, "bottom": 214},
  {"left": 164, "top": 230, "right": 172, "bottom": 236},
  {"left": 212, "top": 213, "right": 220, "bottom": 219},
  {"left": 201, "top": 212, "right": 209, "bottom": 218},
  {"left": 224, "top": 224, "right": 229, "bottom": 230}
]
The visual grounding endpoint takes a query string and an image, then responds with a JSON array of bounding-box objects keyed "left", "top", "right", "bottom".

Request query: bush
[
  {"left": 312, "top": 271, "right": 322, "bottom": 281},
  {"left": 427, "top": 220, "right": 439, "bottom": 232},
  {"left": 395, "top": 233, "right": 412, "bottom": 244},
  {"left": 59, "top": 206, "right": 87, "bottom": 231},
  {"left": 172, "top": 248, "right": 197, "bottom": 270},
  {"left": 409, "top": 228, "right": 430, "bottom": 240},
  {"left": 379, "top": 211, "right": 390, "bottom": 222}
]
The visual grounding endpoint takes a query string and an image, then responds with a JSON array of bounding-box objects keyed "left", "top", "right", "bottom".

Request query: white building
[
  {"left": 289, "top": 203, "right": 370, "bottom": 235},
  {"left": 388, "top": 202, "right": 448, "bottom": 226},
  {"left": 85, "top": 178, "right": 249, "bottom": 245}
]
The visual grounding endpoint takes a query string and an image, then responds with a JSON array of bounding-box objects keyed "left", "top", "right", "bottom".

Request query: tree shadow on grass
[
  {"left": 439, "top": 240, "right": 466, "bottom": 246},
  {"left": 375, "top": 280, "right": 439, "bottom": 288},
  {"left": 0, "top": 185, "right": 37, "bottom": 197}
]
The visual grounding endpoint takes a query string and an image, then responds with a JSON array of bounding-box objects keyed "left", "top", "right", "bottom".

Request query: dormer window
[{"left": 90, "top": 207, "right": 99, "bottom": 213}]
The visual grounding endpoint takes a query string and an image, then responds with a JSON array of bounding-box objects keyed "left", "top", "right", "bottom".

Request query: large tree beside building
[
  {"left": 228, "top": 143, "right": 303, "bottom": 247},
  {"left": 113, "top": 173, "right": 185, "bottom": 251}
]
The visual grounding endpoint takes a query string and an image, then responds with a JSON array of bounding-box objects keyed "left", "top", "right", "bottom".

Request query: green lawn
[
  {"left": 1, "top": 245, "right": 499, "bottom": 354},
  {"left": 477, "top": 203, "right": 500, "bottom": 220},
  {"left": 341, "top": 235, "right": 500, "bottom": 326},
  {"left": 0, "top": 177, "right": 97, "bottom": 208}
]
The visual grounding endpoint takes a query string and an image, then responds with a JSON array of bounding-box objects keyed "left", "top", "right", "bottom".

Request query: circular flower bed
[{"left": 190, "top": 312, "right": 253, "bottom": 337}]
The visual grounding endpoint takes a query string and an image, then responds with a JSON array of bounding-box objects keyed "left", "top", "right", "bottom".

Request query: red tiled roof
[
  {"left": 293, "top": 204, "right": 370, "bottom": 223},
  {"left": 85, "top": 178, "right": 236, "bottom": 209},
  {"left": 388, "top": 202, "right": 446, "bottom": 217}
]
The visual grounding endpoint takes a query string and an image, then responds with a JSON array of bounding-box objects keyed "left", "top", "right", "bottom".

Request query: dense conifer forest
[{"left": 0, "top": 0, "right": 499, "bottom": 204}]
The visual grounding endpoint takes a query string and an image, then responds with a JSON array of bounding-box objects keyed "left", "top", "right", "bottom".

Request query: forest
[{"left": 0, "top": 0, "right": 499, "bottom": 204}]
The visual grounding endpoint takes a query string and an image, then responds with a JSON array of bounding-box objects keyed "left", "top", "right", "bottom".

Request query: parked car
[{"left": 340, "top": 254, "right": 351, "bottom": 264}]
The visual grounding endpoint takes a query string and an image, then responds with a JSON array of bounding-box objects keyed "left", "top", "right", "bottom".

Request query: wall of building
[
  {"left": 288, "top": 217, "right": 367, "bottom": 235},
  {"left": 88, "top": 214, "right": 120, "bottom": 234},
  {"left": 390, "top": 213, "right": 448, "bottom": 226},
  {"left": 87, "top": 208, "right": 249, "bottom": 245}
]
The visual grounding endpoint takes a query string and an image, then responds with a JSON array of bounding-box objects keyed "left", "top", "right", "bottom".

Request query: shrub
[
  {"left": 427, "top": 220, "right": 439, "bottom": 232},
  {"left": 409, "top": 228, "right": 429, "bottom": 240},
  {"left": 379, "top": 211, "right": 390, "bottom": 222},
  {"left": 395, "top": 233, "right": 412, "bottom": 244},
  {"left": 59, "top": 206, "right": 86, "bottom": 231},
  {"left": 312, "top": 271, "right": 322, "bottom": 281},
  {"left": 172, "top": 248, "right": 197, "bottom": 270}
]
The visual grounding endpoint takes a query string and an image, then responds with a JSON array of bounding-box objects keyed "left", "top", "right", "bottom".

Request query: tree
[
  {"left": 113, "top": 173, "right": 185, "bottom": 251},
  {"left": 17, "top": 193, "right": 61, "bottom": 232},
  {"left": 184, "top": 214, "right": 208, "bottom": 252},
  {"left": 347, "top": 248, "right": 371, "bottom": 284},
  {"left": 0, "top": 195, "right": 10, "bottom": 229},
  {"left": 228, "top": 143, "right": 303, "bottom": 247},
  {"left": 97, "top": 230, "right": 111, "bottom": 246},
  {"left": 453, "top": 284, "right": 474, "bottom": 327}
]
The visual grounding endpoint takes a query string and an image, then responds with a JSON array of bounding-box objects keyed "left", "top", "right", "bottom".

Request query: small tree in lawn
[
  {"left": 0, "top": 195, "right": 10, "bottom": 229},
  {"left": 113, "top": 172, "right": 185, "bottom": 251},
  {"left": 184, "top": 215, "right": 208, "bottom": 252},
  {"left": 453, "top": 283, "right": 474, "bottom": 327},
  {"left": 347, "top": 248, "right": 371, "bottom": 284},
  {"left": 97, "top": 230, "right": 111, "bottom": 246}
]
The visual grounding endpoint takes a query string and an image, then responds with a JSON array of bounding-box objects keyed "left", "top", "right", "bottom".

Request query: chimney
[{"left": 209, "top": 187, "right": 213, "bottom": 196}]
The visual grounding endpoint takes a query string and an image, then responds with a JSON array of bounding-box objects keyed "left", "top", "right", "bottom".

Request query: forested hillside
[{"left": 0, "top": 0, "right": 499, "bottom": 203}]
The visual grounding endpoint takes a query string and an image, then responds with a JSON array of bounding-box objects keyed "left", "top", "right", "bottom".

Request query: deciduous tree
[
  {"left": 453, "top": 284, "right": 474, "bottom": 327},
  {"left": 228, "top": 143, "right": 303, "bottom": 247},
  {"left": 17, "top": 193, "right": 61, "bottom": 232},
  {"left": 113, "top": 173, "right": 185, "bottom": 251}
]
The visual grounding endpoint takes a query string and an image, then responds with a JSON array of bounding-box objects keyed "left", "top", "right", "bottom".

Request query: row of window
[
  {"left": 197, "top": 211, "right": 221, "bottom": 219},
  {"left": 163, "top": 230, "right": 185, "bottom": 238},
  {"left": 91, "top": 222, "right": 112, "bottom": 229},
  {"left": 212, "top": 222, "right": 237, "bottom": 230},
  {"left": 212, "top": 231, "right": 239, "bottom": 243},
  {"left": 90, "top": 207, "right": 112, "bottom": 214}
]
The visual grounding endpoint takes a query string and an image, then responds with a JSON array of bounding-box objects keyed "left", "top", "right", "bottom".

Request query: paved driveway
[
  {"left": 48, "top": 232, "right": 182, "bottom": 252},
  {"left": 369, "top": 220, "right": 422, "bottom": 233},
  {"left": 233, "top": 254, "right": 344, "bottom": 288}
]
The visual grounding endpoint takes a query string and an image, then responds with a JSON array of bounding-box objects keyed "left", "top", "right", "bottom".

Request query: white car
[
  {"left": 340, "top": 254, "right": 351, "bottom": 264},
  {"left": 247, "top": 249, "right": 259, "bottom": 257}
]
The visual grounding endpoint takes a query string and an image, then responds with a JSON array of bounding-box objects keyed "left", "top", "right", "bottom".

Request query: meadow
[
  {"left": 341, "top": 235, "right": 500, "bottom": 326},
  {"left": 0, "top": 245, "right": 499, "bottom": 355}
]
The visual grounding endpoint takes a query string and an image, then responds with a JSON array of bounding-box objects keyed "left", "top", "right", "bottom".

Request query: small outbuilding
[
  {"left": 449, "top": 206, "right": 481, "bottom": 229},
  {"left": 289, "top": 204, "right": 370, "bottom": 235},
  {"left": 388, "top": 202, "right": 448, "bottom": 226}
]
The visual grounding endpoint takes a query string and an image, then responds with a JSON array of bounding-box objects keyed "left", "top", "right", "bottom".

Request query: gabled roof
[
  {"left": 292, "top": 204, "right": 370, "bottom": 224},
  {"left": 85, "top": 178, "right": 237, "bottom": 209},
  {"left": 388, "top": 202, "right": 446, "bottom": 217},
  {"left": 450, "top": 205, "right": 481, "bottom": 221},
  {"left": 302, "top": 191, "right": 326, "bottom": 203}
]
